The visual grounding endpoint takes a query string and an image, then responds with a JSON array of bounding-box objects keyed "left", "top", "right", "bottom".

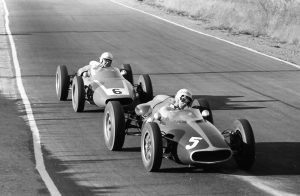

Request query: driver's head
[
  {"left": 99, "top": 52, "right": 113, "bottom": 67},
  {"left": 174, "top": 89, "right": 193, "bottom": 110}
]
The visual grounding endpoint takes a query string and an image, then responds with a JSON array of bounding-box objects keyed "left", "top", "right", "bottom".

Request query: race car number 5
[{"left": 185, "top": 137, "right": 203, "bottom": 150}]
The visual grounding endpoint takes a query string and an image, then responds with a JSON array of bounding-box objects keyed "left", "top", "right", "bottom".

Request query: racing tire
[
  {"left": 141, "top": 122, "right": 163, "bottom": 172},
  {"left": 103, "top": 101, "right": 126, "bottom": 151},
  {"left": 192, "top": 98, "right": 214, "bottom": 124},
  {"left": 121, "top": 64, "right": 133, "bottom": 85},
  {"left": 71, "top": 76, "right": 85, "bottom": 112},
  {"left": 56, "top": 65, "right": 70, "bottom": 100},
  {"left": 138, "top": 74, "right": 153, "bottom": 103},
  {"left": 231, "top": 119, "right": 255, "bottom": 170}
]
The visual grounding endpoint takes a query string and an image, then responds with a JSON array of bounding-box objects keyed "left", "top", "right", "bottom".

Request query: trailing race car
[
  {"left": 103, "top": 95, "right": 255, "bottom": 172},
  {"left": 55, "top": 64, "right": 153, "bottom": 112}
]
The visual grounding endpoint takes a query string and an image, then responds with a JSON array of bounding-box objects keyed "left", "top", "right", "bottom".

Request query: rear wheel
[
  {"left": 138, "top": 74, "right": 153, "bottom": 103},
  {"left": 121, "top": 64, "right": 133, "bottom": 85},
  {"left": 71, "top": 76, "right": 85, "bottom": 112},
  {"left": 141, "top": 122, "right": 163, "bottom": 172},
  {"left": 56, "top": 65, "right": 70, "bottom": 100},
  {"left": 230, "top": 119, "right": 255, "bottom": 170},
  {"left": 103, "top": 101, "right": 126, "bottom": 151},
  {"left": 192, "top": 98, "right": 213, "bottom": 124}
]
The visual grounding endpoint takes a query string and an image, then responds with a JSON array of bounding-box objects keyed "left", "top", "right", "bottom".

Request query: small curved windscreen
[
  {"left": 92, "top": 67, "right": 122, "bottom": 80},
  {"left": 161, "top": 108, "right": 203, "bottom": 123}
]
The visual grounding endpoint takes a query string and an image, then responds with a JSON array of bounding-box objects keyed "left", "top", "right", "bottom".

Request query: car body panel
[
  {"left": 138, "top": 98, "right": 232, "bottom": 165},
  {"left": 82, "top": 67, "right": 134, "bottom": 106}
]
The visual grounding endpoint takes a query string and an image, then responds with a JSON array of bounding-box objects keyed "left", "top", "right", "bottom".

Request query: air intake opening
[{"left": 191, "top": 150, "right": 231, "bottom": 162}]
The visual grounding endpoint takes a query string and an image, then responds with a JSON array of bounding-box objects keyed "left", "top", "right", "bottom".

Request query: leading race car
[
  {"left": 55, "top": 64, "right": 153, "bottom": 112},
  {"left": 103, "top": 95, "right": 255, "bottom": 172}
]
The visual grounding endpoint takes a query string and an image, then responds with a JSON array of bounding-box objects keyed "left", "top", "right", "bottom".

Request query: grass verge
[{"left": 144, "top": 0, "right": 300, "bottom": 45}]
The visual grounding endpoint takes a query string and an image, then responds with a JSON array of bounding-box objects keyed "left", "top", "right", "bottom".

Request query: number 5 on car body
[{"left": 185, "top": 137, "right": 203, "bottom": 150}]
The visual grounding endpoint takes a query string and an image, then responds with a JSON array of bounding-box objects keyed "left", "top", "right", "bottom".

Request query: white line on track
[
  {"left": 110, "top": 0, "right": 300, "bottom": 70},
  {"left": 110, "top": 1, "right": 300, "bottom": 196},
  {"left": 1, "top": 0, "right": 61, "bottom": 195}
]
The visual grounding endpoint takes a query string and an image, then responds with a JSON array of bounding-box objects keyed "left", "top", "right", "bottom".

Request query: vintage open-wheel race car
[
  {"left": 55, "top": 64, "right": 153, "bottom": 112},
  {"left": 103, "top": 94, "right": 255, "bottom": 172}
]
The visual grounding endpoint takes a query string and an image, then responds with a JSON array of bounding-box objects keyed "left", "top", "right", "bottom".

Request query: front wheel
[
  {"left": 141, "top": 122, "right": 163, "bottom": 172},
  {"left": 71, "top": 76, "right": 85, "bottom": 112},
  {"left": 121, "top": 64, "right": 133, "bottom": 85},
  {"left": 138, "top": 74, "right": 153, "bottom": 103},
  {"left": 103, "top": 101, "right": 126, "bottom": 151},
  {"left": 230, "top": 119, "right": 255, "bottom": 170}
]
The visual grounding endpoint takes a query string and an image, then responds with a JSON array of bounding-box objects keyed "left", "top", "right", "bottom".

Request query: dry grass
[{"left": 144, "top": 0, "right": 300, "bottom": 45}]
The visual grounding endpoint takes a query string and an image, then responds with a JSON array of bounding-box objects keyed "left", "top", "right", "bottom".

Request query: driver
[
  {"left": 77, "top": 52, "right": 113, "bottom": 77},
  {"left": 137, "top": 89, "right": 193, "bottom": 121},
  {"left": 171, "top": 88, "right": 193, "bottom": 110}
]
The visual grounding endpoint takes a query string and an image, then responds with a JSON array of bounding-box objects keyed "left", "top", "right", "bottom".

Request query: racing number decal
[
  {"left": 112, "top": 88, "right": 122, "bottom": 94},
  {"left": 185, "top": 137, "right": 203, "bottom": 150}
]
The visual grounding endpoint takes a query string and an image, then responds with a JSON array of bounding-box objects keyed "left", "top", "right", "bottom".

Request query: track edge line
[{"left": 1, "top": 0, "right": 61, "bottom": 195}]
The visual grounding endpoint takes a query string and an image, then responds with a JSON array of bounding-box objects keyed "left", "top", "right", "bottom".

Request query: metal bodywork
[
  {"left": 136, "top": 100, "right": 233, "bottom": 165},
  {"left": 82, "top": 67, "right": 135, "bottom": 106}
]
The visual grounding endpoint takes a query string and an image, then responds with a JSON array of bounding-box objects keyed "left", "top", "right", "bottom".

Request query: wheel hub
[
  {"left": 230, "top": 130, "right": 243, "bottom": 152},
  {"left": 56, "top": 73, "right": 60, "bottom": 95},
  {"left": 105, "top": 114, "right": 112, "bottom": 141},
  {"left": 72, "top": 84, "right": 77, "bottom": 106},
  {"left": 144, "top": 132, "right": 152, "bottom": 161}
]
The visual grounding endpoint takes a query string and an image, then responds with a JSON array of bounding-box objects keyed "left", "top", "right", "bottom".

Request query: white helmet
[
  {"left": 174, "top": 89, "right": 193, "bottom": 109},
  {"left": 99, "top": 52, "right": 113, "bottom": 67}
]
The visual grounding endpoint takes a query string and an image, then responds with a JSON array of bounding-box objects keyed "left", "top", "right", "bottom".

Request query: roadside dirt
[
  {"left": 0, "top": 4, "right": 49, "bottom": 196},
  {"left": 116, "top": 0, "right": 300, "bottom": 66},
  {"left": 0, "top": 95, "right": 49, "bottom": 196}
]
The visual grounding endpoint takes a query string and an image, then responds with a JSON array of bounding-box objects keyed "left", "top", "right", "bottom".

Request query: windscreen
[
  {"left": 161, "top": 108, "right": 203, "bottom": 123},
  {"left": 92, "top": 67, "right": 122, "bottom": 80}
]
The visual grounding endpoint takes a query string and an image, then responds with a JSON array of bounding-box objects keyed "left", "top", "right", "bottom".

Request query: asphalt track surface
[{"left": 3, "top": 0, "right": 300, "bottom": 195}]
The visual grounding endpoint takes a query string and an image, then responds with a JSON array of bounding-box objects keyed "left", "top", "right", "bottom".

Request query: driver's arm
[{"left": 77, "top": 64, "right": 91, "bottom": 76}]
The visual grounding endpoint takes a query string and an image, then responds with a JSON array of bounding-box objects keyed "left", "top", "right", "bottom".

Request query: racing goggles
[
  {"left": 103, "top": 58, "right": 112, "bottom": 62},
  {"left": 103, "top": 58, "right": 112, "bottom": 67},
  {"left": 180, "top": 95, "right": 192, "bottom": 104},
  {"left": 103, "top": 58, "right": 112, "bottom": 63}
]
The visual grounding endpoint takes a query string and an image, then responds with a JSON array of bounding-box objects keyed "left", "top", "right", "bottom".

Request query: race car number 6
[
  {"left": 185, "top": 137, "right": 203, "bottom": 150},
  {"left": 112, "top": 88, "right": 122, "bottom": 94}
]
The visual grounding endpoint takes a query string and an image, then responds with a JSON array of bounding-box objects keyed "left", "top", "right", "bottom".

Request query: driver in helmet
[
  {"left": 170, "top": 88, "right": 193, "bottom": 110},
  {"left": 136, "top": 89, "right": 193, "bottom": 158},
  {"left": 136, "top": 89, "right": 194, "bottom": 122},
  {"left": 77, "top": 52, "right": 113, "bottom": 77}
]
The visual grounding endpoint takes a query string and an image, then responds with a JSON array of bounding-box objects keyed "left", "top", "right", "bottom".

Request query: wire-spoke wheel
[
  {"left": 71, "top": 76, "right": 85, "bottom": 112},
  {"left": 138, "top": 74, "right": 153, "bottom": 103},
  {"left": 121, "top": 64, "right": 133, "bottom": 85},
  {"left": 231, "top": 119, "right": 255, "bottom": 170},
  {"left": 143, "top": 132, "right": 152, "bottom": 161},
  {"left": 104, "top": 114, "right": 112, "bottom": 142},
  {"left": 141, "top": 122, "right": 162, "bottom": 172},
  {"left": 103, "top": 101, "right": 125, "bottom": 151}
]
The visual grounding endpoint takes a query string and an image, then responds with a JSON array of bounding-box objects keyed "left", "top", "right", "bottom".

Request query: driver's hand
[
  {"left": 146, "top": 117, "right": 153, "bottom": 123},
  {"left": 120, "top": 70, "right": 127, "bottom": 75},
  {"left": 82, "top": 72, "right": 88, "bottom": 77}
]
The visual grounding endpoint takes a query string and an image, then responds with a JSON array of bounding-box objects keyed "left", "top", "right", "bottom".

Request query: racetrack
[{"left": 2, "top": 0, "right": 300, "bottom": 195}]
